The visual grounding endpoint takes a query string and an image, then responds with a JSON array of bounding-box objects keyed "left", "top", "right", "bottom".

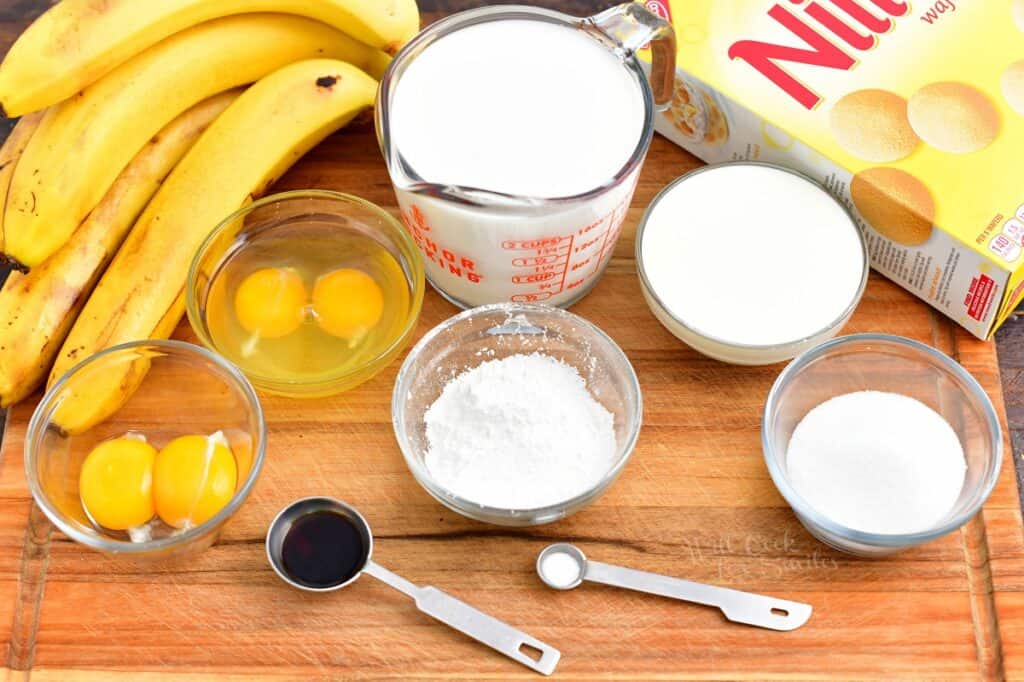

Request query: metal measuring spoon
[
  {"left": 267, "top": 498, "right": 560, "bottom": 676},
  {"left": 536, "top": 543, "right": 812, "bottom": 632}
]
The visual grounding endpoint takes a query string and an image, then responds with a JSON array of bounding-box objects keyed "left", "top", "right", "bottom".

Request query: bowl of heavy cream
[
  {"left": 762, "top": 334, "right": 1003, "bottom": 556},
  {"left": 636, "top": 163, "right": 868, "bottom": 365}
]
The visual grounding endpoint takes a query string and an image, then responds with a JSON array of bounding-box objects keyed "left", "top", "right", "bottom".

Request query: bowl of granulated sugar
[
  {"left": 763, "top": 333, "right": 1002, "bottom": 556},
  {"left": 392, "top": 303, "right": 642, "bottom": 526}
]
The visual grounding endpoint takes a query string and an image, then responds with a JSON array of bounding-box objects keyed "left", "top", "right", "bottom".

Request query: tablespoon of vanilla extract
[
  {"left": 536, "top": 543, "right": 812, "bottom": 631},
  {"left": 267, "top": 497, "right": 560, "bottom": 676}
]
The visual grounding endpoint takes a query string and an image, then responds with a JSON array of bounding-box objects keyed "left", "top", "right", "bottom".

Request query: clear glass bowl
[
  {"left": 762, "top": 334, "right": 1003, "bottom": 556},
  {"left": 392, "top": 303, "right": 642, "bottom": 526},
  {"left": 186, "top": 190, "right": 425, "bottom": 397},
  {"left": 26, "top": 340, "right": 266, "bottom": 558},
  {"left": 635, "top": 163, "right": 869, "bottom": 366}
]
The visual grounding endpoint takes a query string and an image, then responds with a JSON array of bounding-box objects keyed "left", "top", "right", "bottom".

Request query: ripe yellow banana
[
  {"left": 0, "top": 0, "right": 417, "bottom": 117},
  {"left": 50, "top": 59, "right": 378, "bottom": 434},
  {"left": 0, "top": 111, "right": 45, "bottom": 252},
  {"left": 1, "top": 14, "right": 390, "bottom": 272},
  {"left": 0, "top": 91, "right": 240, "bottom": 408}
]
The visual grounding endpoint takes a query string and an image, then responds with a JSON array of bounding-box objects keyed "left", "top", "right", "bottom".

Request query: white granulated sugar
[
  {"left": 786, "top": 390, "right": 966, "bottom": 535},
  {"left": 424, "top": 353, "right": 616, "bottom": 510}
]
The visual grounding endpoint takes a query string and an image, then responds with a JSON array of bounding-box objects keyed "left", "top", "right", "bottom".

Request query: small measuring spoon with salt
[
  {"left": 536, "top": 543, "right": 812, "bottom": 632},
  {"left": 267, "top": 498, "right": 560, "bottom": 676}
]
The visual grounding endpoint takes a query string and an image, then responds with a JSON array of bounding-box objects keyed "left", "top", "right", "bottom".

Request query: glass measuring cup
[
  {"left": 266, "top": 497, "right": 561, "bottom": 675},
  {"left": 376, "top": 3, "right": 676, "bottom": 309}
]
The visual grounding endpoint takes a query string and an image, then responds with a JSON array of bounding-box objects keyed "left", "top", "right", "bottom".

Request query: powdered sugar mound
[{"left": 424, "top": 353, "right": 616, "bottom": 509}]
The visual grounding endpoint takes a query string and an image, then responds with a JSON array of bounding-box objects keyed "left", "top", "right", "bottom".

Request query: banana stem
[{"left": 1, "top": 252, "right": 29, "bottom": 274}]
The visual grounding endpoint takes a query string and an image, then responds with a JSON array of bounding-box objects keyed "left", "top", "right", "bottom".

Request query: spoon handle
[
  {"left": 584, "top": 560, "right": 812, "bottom": 631},
  {"left": 364, "top": 561, "right": 560, "bottom": 676},
  {"left": 416, "top": 587, "right": 561, "bottom": 675}
]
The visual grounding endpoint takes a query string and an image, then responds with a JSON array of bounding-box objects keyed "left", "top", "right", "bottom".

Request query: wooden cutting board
[{"left": 1, "top": 121, "right": 1023, "bottom": 681}]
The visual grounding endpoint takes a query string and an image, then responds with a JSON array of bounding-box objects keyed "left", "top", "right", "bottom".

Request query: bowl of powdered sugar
[
  {"left": 392, "top": 303, "right": 642, "bottom": 526},
  {"left": 763, "top": 334, "right": 1002, "bottom": 556}
]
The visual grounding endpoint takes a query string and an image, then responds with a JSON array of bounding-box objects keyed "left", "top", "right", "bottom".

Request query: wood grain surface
[{"left": 1, "top": 2, "right": 1023, "bottom": 680}]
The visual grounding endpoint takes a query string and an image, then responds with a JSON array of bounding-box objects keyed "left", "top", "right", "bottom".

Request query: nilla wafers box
[{"left": 638, "top": 0, "right": 1024, "bottom": 339}]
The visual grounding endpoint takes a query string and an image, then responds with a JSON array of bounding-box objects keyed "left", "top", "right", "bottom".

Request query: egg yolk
[
  {"left": 312, "top": 268, "right": 384, "bottom": 341},
  {"left": 234, "top": 267, "right": 307, "bottom": 339},
  {"left": 153, "top": 433, "right": 238, "bottom": 529},
  {"left": 79, "top": 436, "right": 156, "bottom": 531}
]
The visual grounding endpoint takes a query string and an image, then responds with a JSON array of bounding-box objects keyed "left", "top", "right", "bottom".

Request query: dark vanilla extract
[{"left": 281, "top": 510, "right": 367, "bottom": 588}]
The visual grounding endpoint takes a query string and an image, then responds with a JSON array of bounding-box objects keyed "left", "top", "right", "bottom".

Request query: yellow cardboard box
[{"left": 638, "top": 0, "right": 1024, "bottom": 339}]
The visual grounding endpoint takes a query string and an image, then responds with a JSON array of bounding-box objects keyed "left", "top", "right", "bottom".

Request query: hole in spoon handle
[{"left": 719, "top": 595, "right": 813, "bottom": 631}]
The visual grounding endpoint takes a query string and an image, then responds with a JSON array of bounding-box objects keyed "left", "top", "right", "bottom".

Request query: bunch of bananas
[{"left": 0, "top": 0, "right": 419, "bottom": 429}]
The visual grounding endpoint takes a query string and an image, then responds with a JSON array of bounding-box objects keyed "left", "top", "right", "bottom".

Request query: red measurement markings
[
  {"left": 512, "top": 272, "right": 558, "bottom": 284},
  {"left": 498, "top": 184, "right": 636, "bottom": 298},
  {"left": 591, "top": 194, "right": 632, "bottom": 277},
  {"left": 577, "top": 215, "right": 607, "bottom": 235},
  {"left": 575, "top": 233, "right": 604, "bottom": 253},
  {"left": 556, "top": 234, "right": 576, "bottom": 293},
  {"left": 511, "top": 292, "right": 553, "bottom": 302},
  {"left": 401, "top": 204, "right": 482, "bottom": 284},
  {"left": 505, "top": 233, "right": 575, "bottom": 295},
  {"left": 589, "top": 224, "right": 614, "bottom": 277},
  {"left": 564, "top": 276, "right": 587, "bottom": 290},
  {"left": 502, "top": 236, "right": 572, "bottom": 250},
  {"left": 512, "top": 254, "right": 565, "bottom": 267}
]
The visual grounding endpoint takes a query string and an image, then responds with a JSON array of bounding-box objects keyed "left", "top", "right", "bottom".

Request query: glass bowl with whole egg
[
  {"left": 25, "top": 340, "right": 265, "bottom": 558},
  {"left": 762, "top": 333, "right": 1003, "bottom": 556},
  {"left": 392, "top": 303, "right": 643, "bottom": 526},
  {"left": 187, "top": 190, "right": 425, "bottom": 397}
]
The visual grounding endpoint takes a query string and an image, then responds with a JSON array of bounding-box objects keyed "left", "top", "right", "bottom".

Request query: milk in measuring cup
[{"left": 380, "top": 6, "right": 671, "bottom": 307}]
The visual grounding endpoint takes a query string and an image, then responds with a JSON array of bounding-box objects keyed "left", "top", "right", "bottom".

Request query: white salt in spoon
[{"left": 536, "top": 543, "right": 812, "bottom": 631}]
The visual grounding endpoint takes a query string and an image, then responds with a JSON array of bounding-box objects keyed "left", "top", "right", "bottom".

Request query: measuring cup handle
[
  {"left": 415, "top": 586, "right": 561, "bottom": 676},
  {"left": 584, "top": 3, "right": 677, "bottom": 109}
]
